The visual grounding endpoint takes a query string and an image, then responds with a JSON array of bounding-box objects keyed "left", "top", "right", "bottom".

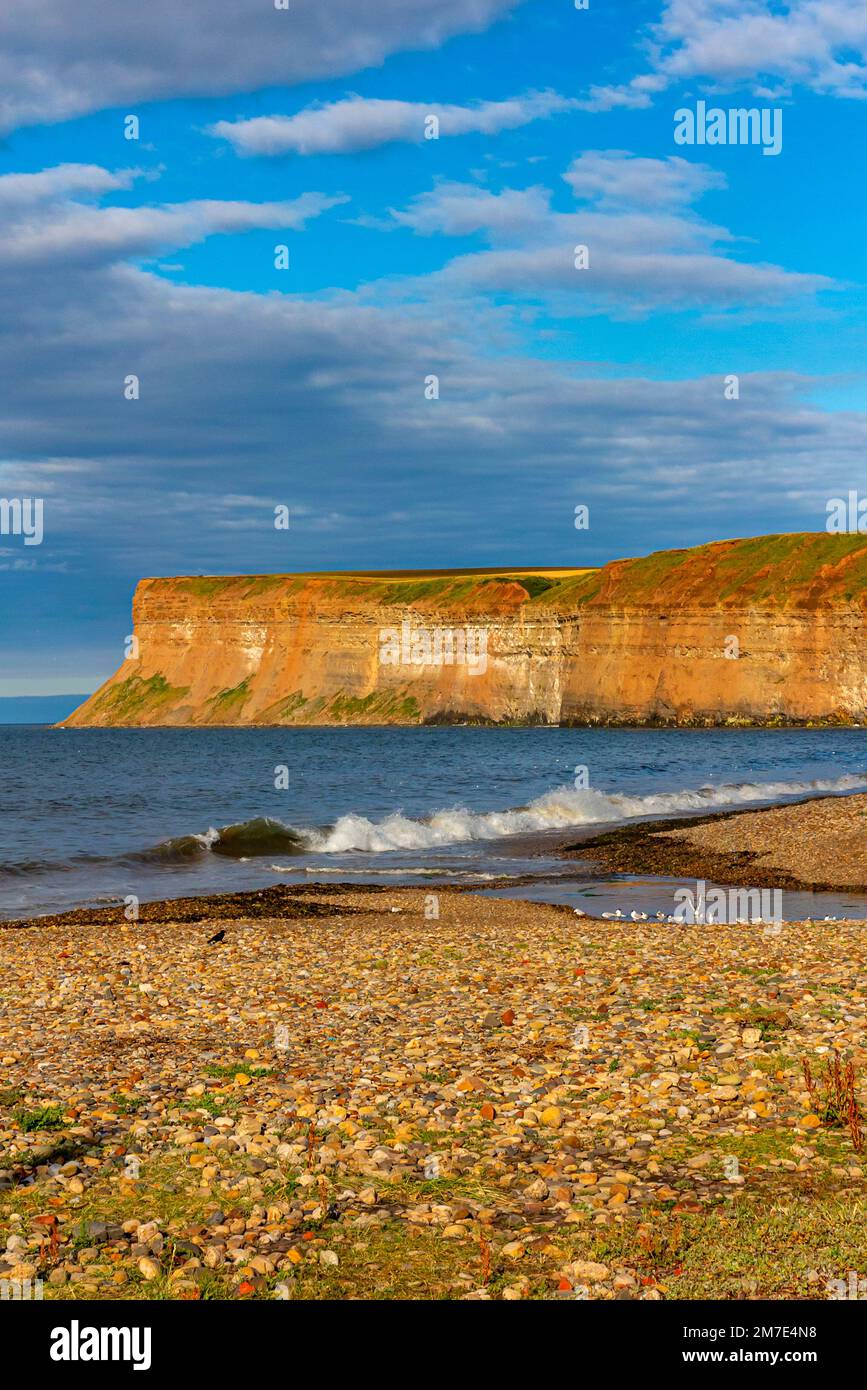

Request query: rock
[
  {"left": 1, "top": 879, "right": 862, "bottom": 1304},
  {"left": 567, "top": 1261, "right": 609, "bottom": 1283},
  {"left": 502, "top": 1241, "right": 525, "bottom": 1260},
  {"left": 540, "top": 1106, "right": 562, "bottom": 1129}
]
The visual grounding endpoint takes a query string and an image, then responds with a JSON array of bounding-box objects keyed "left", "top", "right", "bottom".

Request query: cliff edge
[{"left": 60, "top": 534, "right": 867, "bottom": 727}]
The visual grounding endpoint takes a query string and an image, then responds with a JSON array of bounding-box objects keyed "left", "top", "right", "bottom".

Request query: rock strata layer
[{"left": 62, "top": 534, "right": 867, "bottom": 727}]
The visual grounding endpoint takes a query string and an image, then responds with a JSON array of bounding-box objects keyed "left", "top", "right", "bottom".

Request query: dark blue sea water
[{"left": 1, "top": 725, "right": 865, "bottom": 921}]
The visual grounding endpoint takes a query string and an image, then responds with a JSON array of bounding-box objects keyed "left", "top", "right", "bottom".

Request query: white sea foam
[
  {"left": 269, "top": 865, "right": 500, "bottom": 879},
  {"left": 293, "top": 773, "right": 867, "bottom": 854}
]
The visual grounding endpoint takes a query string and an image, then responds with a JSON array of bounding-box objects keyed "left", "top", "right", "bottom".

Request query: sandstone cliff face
[{"left": 62, "top": 535, "right": 867, "bottom": 727}]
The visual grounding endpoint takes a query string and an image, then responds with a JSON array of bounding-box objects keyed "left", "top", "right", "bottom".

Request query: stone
[{"left": 502, "top": 1241, "right": 525, "bottom": 1260}]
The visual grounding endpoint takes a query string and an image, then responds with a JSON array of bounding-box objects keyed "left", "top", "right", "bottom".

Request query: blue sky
[{"left": 0, "top": 0, "right": 865, "bottom": 696}]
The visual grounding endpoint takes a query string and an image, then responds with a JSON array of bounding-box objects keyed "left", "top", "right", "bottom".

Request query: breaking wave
[
  {"left": 134, "top": 817, "right": 307, "bottom": 862},
  {"left": 299, "top": 773, "right": 867, "bottom": 853},
  {"left": 145, "top": 771, "right": 867, "bottom": 862},
  {"left": 2, "top": 774, "right": 864, "bottom": 879}
]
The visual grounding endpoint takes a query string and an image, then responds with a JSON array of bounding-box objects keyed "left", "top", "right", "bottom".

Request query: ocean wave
[
  {"left": 135, "top": 817, "right": 306, "bottom": 863},
  {"left": 159, "top": 771, "right": 867, "bottom": 859},
  {"left": 300, "top": 773, "right": 867, "bottom": 853},
  {"left": 3, "top": 774, "right": 863, "bottom": 878}
]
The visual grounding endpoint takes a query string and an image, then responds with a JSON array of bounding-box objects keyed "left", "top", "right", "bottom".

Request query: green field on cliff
[{"left": 168, "top": 533, "right": 867, "bottom": 609}]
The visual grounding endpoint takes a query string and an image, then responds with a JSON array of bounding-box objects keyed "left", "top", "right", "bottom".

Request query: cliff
[{"left": 61, "top": 534, "right": 867, "bottom": 728}]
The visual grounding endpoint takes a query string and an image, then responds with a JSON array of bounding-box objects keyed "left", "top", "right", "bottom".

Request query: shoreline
[
  {"left": 564, "top": 792, "right": 867, "bottom": 897},
  {"left": 53, "top": 716, "right": 867, "bottom": 729},
  {"left": 3, "top": 789, "right": 866, "bottom": 930}
]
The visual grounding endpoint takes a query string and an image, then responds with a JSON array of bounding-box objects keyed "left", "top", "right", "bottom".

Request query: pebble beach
[{"left": 1, "top": 796, "right": 865, "bottom": 1302}]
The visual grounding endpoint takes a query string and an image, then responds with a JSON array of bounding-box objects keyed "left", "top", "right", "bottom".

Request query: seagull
[
  {"left": 573, "top": 908, "right": 586, "bottom": 917},
  {"left": 206, "top": 929, "right": 226, "bottom": 945},
  {"left": 630, "top": 910, "right": 647, "bottom": 921}
]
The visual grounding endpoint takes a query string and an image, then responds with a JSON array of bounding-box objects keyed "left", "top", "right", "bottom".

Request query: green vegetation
[
  {"left": 238, "top": 576, "right": 305, "bottom": 598},
  {"left": 545, "top": 533, "right": 867, "bottom": 610},
  {"left": 316, "top": 570, "right": 592, "bottom": 608},
  {"left": 110, "top": 1093, "right": 146, "bottom": 1115},
  {"left": 502, "top": 574, "right": 556, "bottom": 599},
  {"left": 12, "top": 1104, "right": 67, "bottom": 1132},
  {"left": 86, "top": 673, "right": 189, "bottom": 722},
  {"left": 174, "top": 578, "right": 230, "bottom": 598},
  {"left": 326, "top": 689, "right": 421, "bottom": 722},
  {"left": 206, "top": 677, "right": 251, "bottom": 719}
]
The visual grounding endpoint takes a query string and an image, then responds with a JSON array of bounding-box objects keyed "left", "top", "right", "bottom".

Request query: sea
[{"left": 1, "top": 724, "right": 865, "bottom": 922}]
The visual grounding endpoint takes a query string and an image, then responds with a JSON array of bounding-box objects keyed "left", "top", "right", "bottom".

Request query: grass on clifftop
[
  {"left": 141, "top": 535, "right": 867, "bottom": 612},
  {"left": 154, "top": 570, "right": 595, "bottom": 609},
  {"left": 552, "top": 533, "right": 867, "bottom": 609}
]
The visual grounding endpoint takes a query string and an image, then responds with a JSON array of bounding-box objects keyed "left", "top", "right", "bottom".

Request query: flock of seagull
[{"left": 573, "top": 907, "right": 842, "bottom": 924}]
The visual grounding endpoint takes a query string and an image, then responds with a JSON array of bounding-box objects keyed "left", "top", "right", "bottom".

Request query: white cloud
[
  {"left": 0, "top": 167, "right": 346, "bottom": 267},
  {"left": 0, "top": 0, "right": 521, "bottom": 133},
  {"left": 211, "top": 90, "right": 576, "bottom": 156},
  {"left": 563, "top": 150, "right": 725, "bottom": 208},
  {"left": 585, "top": 0, "right": 867, "bottom": 111},
  {"left": 386, "top": 154, "right": 832, "bottom": 312},
  {"left": 432, "top": 243, "right": 826, "bottom": 311},
  {"left": 0, "top": 158, "right": 859, "bottom": 576},
  {"left": 389, "top": 183, "right": 553, "bottom": 238},
  {"left": 0, "top": 164, "right": 138, "bottom": 205}
]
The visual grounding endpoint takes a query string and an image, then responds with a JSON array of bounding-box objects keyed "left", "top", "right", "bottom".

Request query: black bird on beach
[{"left": 206, "top": 929, "right": 226, "bottom": 945}]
